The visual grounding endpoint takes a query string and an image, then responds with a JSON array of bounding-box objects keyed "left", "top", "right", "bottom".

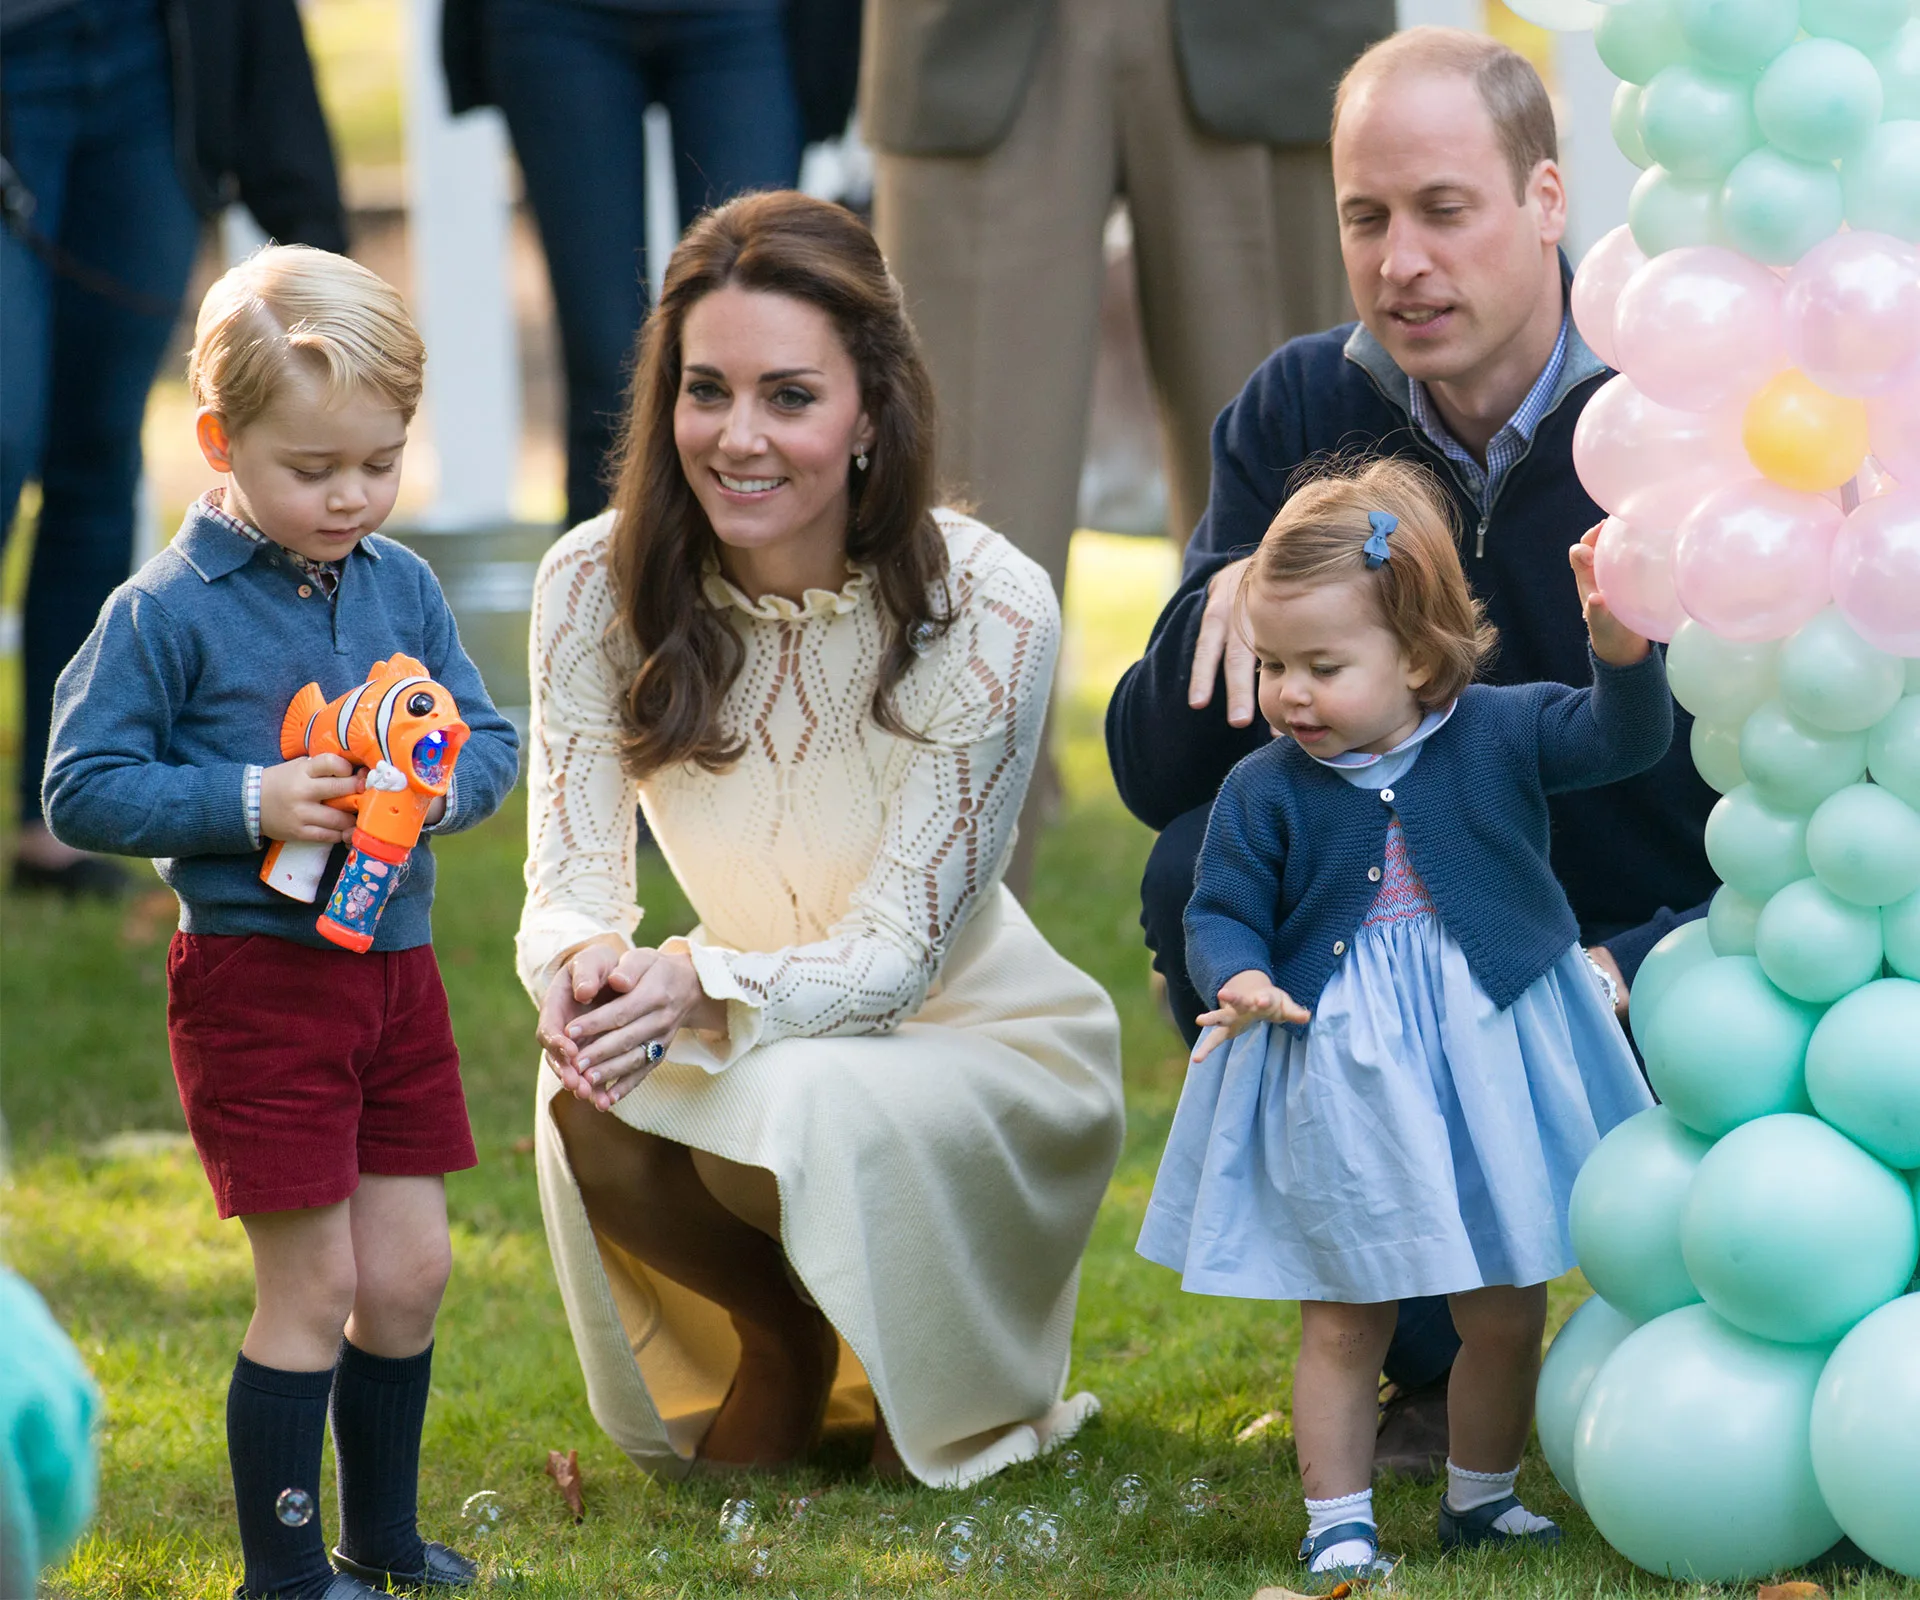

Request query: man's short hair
[
  {"left": 188, "top": 244, "right": 426, "bottom": 432},
  {"left": 1332, "top": 27, "right": 1558, "bottom": 202}
]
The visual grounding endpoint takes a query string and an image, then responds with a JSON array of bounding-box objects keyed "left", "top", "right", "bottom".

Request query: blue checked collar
[{"left": 1405, "top": 313, "right": 1570, "bottom": 516}]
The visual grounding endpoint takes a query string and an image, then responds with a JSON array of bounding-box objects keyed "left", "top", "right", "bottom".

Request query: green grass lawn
[{"left": 4, "top": 534, "right": 1915, "bottom": 1598}]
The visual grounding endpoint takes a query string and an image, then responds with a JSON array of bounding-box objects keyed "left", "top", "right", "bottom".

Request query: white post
[
  {"left": 401, "top": 0, "right": 519, "bottom": 528},
  {"left": 1555, "top": 29, "right": 1638, "bottom": 262},
  {"left": 644, "top": 104, "right": 678, "bottom": 304},
  {"left": 1395, "top": 0, "right": 1482, "bottom": 29}
]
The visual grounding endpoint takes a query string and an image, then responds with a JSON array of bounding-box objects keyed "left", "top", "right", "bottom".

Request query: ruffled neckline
[{"left": 700, "top": 558, "right": 869, "bottom": 621}]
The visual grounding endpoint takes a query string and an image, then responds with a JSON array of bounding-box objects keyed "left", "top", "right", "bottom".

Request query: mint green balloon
[
  {"left": 1842, "top": 120, "right": 1920, "bottom": 240},
  {"left": 1801, "top": 0, "right": 1909, "bottom": 52},
  {"left": 1641, "top": 955, "right": 1820, "bottom": 1136},
  {"left": 1886, "top": 887, "right": 1920, "bottom": 976},
  {"left": 1867, "top": 694, "right": 1920, "bottom": 806},
  {"left": 1628, "top": 916, "right": 1717, "bottom": 1048},
  {"left": 1706, "top": 783, "right": 1814, "bottom": 897},
  {"left": 1631, "top": 164, "right": 1726, "bottom": 254},
  {"left": 1574, "top": 1305, "right": 1840, "bottom": 1580},
  {"left": 1615, "top": 81, "right": 1654, "bottom": 167},
  {"left": 1723, "top": 145, "right": 1847, "bottom": 261},
  {"left": 1641, "top": 65, "right": 1763, "bottom": 180},
  {"left": 1755, "top": 875, "right": 1884, "bottom": 1000},
  {"left": 1691, "top": 718, "right": 1747, "bottom": 793},
  {"left": 1679, "top": 0, "right": 1797, "bottom": 73},
  {"left": 1756, "top": 38, "right": 1885, "bottom": 161},
  {"left": 1738, "top": 701, "right": 1867, "bottom": 813},
  {"left": 1537, "top": 1295, "right": 1640, "bottom": 1508},
  {"left": 1708, "top": 883, "right": 1763, "bottom": 953},
  {"left": 1807, "top": 978, "right": 1920, "bottom": 1167},
  {"left": 1668, "top": 621, "right": 1780, "bottom": 723},
  {"left": 1908, "top": 659, "right": 1920, "bottom": 693},
  {"left": 1807, "top": 782, "right": 1920, "bottom": 905},
  {"left": 1780, "top": 609, "right": 1905, "bottom": 733},
  {"left": 1682, "top": 1112, "right": 1918, "bottom": 1343},
  {"left": 1601, "top": 0, "right": 1693, "bottom": 84},
  {"left": 1571, "top": 1107, "right": 1713, "bottom": 1322},
  {"left": 1811, "top": 1293, "right": 1920, "bottom": 1576},
  {"left": 1879, "top": 24, "right": 1920, "bottom": 121}
]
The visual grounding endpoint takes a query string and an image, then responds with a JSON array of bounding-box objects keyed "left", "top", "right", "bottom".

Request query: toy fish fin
[
  {"left": 381, "top": 652, "right": 428, "bottom": 680},
  {"left": 280, "top": 682, "right": 328, "bottom": 760}
]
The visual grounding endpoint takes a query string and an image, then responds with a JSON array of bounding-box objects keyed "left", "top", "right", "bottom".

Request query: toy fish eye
[{"left": 406, "top": 691, "right": 436, "bottom": 716}]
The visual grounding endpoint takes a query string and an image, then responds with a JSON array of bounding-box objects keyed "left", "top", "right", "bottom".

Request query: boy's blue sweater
[
  {"left": 1107, "top": 311, "right": 1718, "bottom": 985},
  {"left": 44, "top": 503, "right": 520, "bottom": 950},
  {"left": 1185, "top": 650, "right": 1674, "bottom": 1022}
]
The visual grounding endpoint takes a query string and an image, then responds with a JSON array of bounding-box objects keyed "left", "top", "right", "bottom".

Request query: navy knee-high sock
[
  {"left": 329, "top": 1340, "right": 432, "bottom": 1573},
  {"left": 228, "top": 1353, "right": 338, "bottom": 1599}
]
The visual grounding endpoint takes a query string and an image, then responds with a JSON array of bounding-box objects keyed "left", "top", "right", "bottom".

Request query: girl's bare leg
[
  {"left": 1445, "top": 1284, "right": 1547, "bottom": 1473},
  {"left": 1294, "top": 1300, "right": 1400, "bottom": 1499},
  {"left": 551, "top": 1096, "right": 835, "bottom": 1466}
]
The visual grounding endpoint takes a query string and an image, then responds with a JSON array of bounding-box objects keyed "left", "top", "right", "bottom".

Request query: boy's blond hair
[
  {"left": 187, "top": 245, "right": 425, "bottom": 432},
  {"left": 1247, "top": 455, "right": 1498, "bottom": 709}
]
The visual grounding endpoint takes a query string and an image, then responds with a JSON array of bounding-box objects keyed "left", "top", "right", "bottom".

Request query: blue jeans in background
[
  {"left": 484, "top": 0, "right": 803, "bottom": 527},
  {"left": 1, "top": 0, "right": 201, "bottom": 830}
]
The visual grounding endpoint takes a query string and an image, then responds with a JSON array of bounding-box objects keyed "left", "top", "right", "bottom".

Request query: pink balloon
[
  {"left": 1594, "top": 514, "right": 1686, "bottom": 641},
  {"left": 1783, "top": 232, "right": 1920, "bottom": 400},
  {"left": 1674, "top": 479, "right": 1841, "bottom": 641},
  {"left": 1572, "top": 224, "right": 1647, "bottom": 370},
  {"left": 1869, "top": 381, "right": 1920, "bottom": 485},
  {"left": 1613, "top": 247, "right": 1787, "bottom": 413},
  {"left": 1831, "top": 489, "right": 1920, "bottom": 655},
  {"left": 1574, "top": 375, "right": 1748, "bottom": 525}
]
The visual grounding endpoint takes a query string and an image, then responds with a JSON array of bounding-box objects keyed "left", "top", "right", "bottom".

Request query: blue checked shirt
[{"left": 1407, "top": 313, "right": 1571, "bottom": 537}]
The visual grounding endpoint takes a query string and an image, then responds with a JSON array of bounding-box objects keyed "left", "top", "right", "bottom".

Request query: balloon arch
[{"left": 1508, "top": 0, "right": 1920, "bottom": 1582}]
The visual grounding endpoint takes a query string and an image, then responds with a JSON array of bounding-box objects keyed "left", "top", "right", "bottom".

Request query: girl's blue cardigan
[{"left": 1184, "top": 649, "right": 1674, "bottom": 1024}]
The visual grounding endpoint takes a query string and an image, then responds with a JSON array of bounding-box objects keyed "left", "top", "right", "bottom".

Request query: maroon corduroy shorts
[{"left": 166, "top": 932, "right": 477, "bottom": 1219}]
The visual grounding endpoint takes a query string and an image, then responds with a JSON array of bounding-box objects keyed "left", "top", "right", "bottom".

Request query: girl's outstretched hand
[
  {"left": 1570, "top": 525, "right": 1651, "bottom": 668},
  {"left": 1192, "top": 969, "right": 1310, "bottom": 1062}
]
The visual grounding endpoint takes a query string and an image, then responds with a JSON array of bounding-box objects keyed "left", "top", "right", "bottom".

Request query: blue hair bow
[{"left": 1363, "top": 511, "right": 1396, "bottom": 569}]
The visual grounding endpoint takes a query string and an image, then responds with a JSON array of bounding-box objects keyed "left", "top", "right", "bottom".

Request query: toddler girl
[{"left": 1137, "top": 456, "right": 1661, "bottom": 1580}]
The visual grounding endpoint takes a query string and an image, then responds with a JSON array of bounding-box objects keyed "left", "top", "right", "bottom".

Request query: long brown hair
[{"left": 605, "top": 191, "right": 950, "bottom": 779}]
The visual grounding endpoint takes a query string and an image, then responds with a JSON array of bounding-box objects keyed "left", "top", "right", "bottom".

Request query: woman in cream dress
[{"left": 517, "top": 191, "right": 1124, "bottom": 1487}]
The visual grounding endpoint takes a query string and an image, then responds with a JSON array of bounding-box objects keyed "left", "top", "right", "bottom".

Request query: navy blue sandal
[
  {"left": 330, "top": 1542, "right": 477, "bottom": 1591},
  {"left": 1297, "top": 1520, "right": 1401, "bottom": 1587},
  {"left": 1437, "top": 1492, "right": 1562, "bottom": 1550}
]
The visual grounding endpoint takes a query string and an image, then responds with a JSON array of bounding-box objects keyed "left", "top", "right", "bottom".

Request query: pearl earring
[{"left": 854, "top": 447, "right": 870, "bottom": 472}]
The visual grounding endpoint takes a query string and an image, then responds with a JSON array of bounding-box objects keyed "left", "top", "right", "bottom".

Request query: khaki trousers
[{"left": 873, "top": 0, "right": 1351, "bottom": 884}]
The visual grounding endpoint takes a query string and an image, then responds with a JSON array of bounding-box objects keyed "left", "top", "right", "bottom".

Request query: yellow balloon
[{"left": 1743, "top": 369, "right": 1870, "bottom": 492}]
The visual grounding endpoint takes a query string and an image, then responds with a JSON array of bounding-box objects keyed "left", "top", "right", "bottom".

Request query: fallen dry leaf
[
  {"left": 545, "top": 1448, "right": 584, "bottom": 1521},
  {"left": 510, "top": 1136, "right": 536, "bottom": 1156},
  {"left": 1236, "top": 1409, "right": 1285, "bottom": 1443},
  {"left": 1757, "top": 1586, "right": 1828, "bottom": 1600},
  {"left": 1252, "top": 1585, "right": 1350, "bottom": 1600}
]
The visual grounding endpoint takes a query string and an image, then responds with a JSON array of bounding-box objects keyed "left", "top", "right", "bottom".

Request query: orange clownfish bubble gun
[{"left": 260, "top": 653, "right": 470, "bottom": 952}]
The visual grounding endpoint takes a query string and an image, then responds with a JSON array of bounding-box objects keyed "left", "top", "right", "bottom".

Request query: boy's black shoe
[
  {"left": 237, "top": 1576, "right": 384, "bottom": 1600},
  {"left": 330, "top": 1542, "right": 477, "bottom": 1592}
]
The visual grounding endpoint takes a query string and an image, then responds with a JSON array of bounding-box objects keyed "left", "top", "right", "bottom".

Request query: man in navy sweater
[{"left": 1105, "top": 28, "right": 1716, "bottom": 1474}]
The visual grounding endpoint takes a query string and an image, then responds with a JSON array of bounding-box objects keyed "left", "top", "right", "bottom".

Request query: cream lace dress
[{"left": 516, "top": 508, "right": 1125, "bottom": 1488}]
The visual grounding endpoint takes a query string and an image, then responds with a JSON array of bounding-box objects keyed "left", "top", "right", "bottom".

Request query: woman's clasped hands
[
  {"left": 536, "top": 943, "right": 726, "bottom": 1110},
  {"left": 1193, "top": 969, "right": 1311, "bottom": 1062}
]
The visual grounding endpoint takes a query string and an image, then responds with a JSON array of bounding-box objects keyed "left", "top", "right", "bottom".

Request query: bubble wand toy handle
[{"left": 260, "top": 653, "right": 470, "bottom": 952}]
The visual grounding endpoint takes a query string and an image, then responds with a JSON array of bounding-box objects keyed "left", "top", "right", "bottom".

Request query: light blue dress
[{"left": 1137, "top": 710, "right": 1654, "bottom": 1303}]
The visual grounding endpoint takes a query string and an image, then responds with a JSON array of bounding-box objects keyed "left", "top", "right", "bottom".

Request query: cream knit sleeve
[
  {"left": 670, "top": 546, "right": 1060, "bottom": 1070},
  {"left": 515, "top": 517, "right": 644, "bottom": 1003}
]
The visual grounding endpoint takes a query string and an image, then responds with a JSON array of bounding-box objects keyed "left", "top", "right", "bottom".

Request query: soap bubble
[
  {"left": 1004, "top": 1505, "right": 1063, "bottom": 1561},
  {"left": 1110, "top": 1474, "right": 1150, "bottom": 1515},
  {"left": 787, "top": 1494, "right": 815, "bottom": 1523},
  {"left": 875, "top": 1511, "right": 916, "bottom": 1549},
  {"left": 936, "top": 1515, "right": 985, "bottom": 1572},
  {"left": 1066, "top": 1486, "right": 1089, "bottom": 1508},
  {"left": 459, "top": 1490, "right": 504, "bottom": 1536},
  {"left": 645, "top": 1548, "right": 671, "bottom": 1571},
  {"left": 275, "top": 1488, "right": 315, "bottom": 1528},
  {"left": 746, "top": 1547, "right": 773, "bottom": 1579},
  {"left": 1057, "top": 1448, "right": 1083, "bottom": 1478},
  {"left": 973, "top": 1494, "right": 997, "bottom": 1509},
  {"left": 1179, "top": 1478, "right": 1216, "bottom": 1517},
  {"left": 719, "top": 1496, "right": 757, "bottom": 1544}
]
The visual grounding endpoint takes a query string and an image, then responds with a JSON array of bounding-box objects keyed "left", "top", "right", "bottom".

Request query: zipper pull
[{"left": 1474, "top": 518, "right": 1489, "bottom": 560}]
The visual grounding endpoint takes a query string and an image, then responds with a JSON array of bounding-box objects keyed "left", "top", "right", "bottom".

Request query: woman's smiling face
[{"left": 674, "top": 284, "right": 875, "bottom": 591}]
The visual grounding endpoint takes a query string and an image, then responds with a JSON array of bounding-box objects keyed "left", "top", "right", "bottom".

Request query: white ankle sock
[
  {"left": 1303, "top": 1489, "right": 1375, "bottom": 1573},
  {"left": 1444, "top": 1461, "right": 1556, "bottom": 1535}
]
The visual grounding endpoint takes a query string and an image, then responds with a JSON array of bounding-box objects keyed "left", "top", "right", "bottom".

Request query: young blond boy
[{"left": 45, "top": 246, "right": 518, "bottom": 1599}]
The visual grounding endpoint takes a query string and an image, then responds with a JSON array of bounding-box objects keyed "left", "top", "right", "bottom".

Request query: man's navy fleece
[{"left": 1105, "top": 315, "right": 1716, "bottom": 986}]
